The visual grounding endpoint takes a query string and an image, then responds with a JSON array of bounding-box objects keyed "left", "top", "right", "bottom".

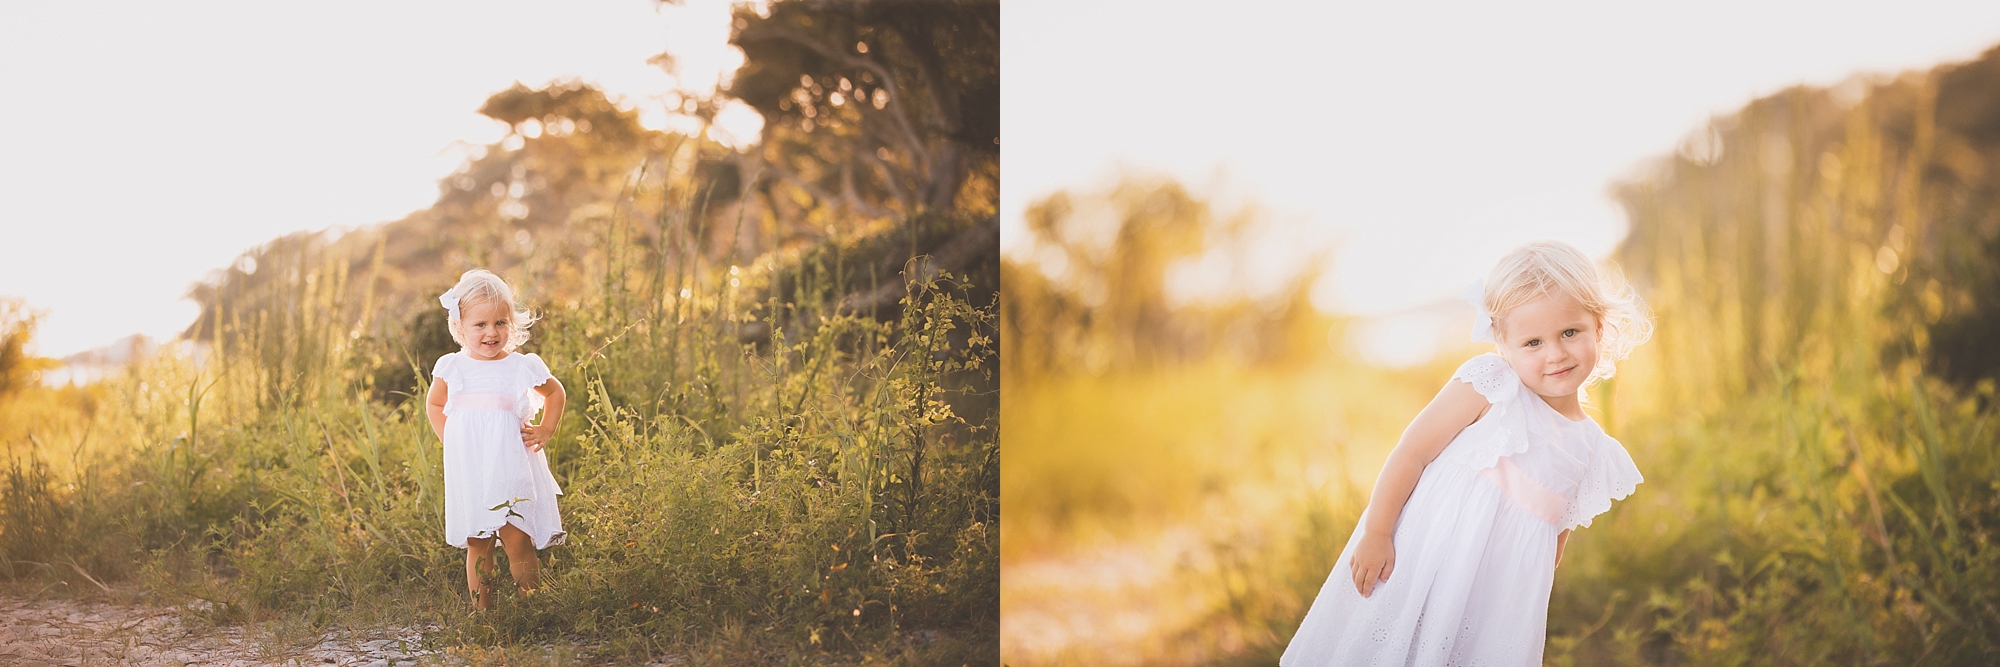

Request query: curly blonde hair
[
  {"left": 1483, "top": 240, "right": 1652, "bottom": 389},
  {"left": 445, "top": 269, "right": 538, "bottom": 352}
]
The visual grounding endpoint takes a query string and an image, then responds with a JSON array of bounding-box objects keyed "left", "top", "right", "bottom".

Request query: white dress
[
  {"left": 433, "top": 351, "right": 567, "bottom": 549},
  {"left": 1281, "top": 354, "right": 1643, "bottom": 666}
]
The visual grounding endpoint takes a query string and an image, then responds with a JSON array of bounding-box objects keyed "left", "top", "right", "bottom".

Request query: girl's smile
[
  {"left": 457, "top": 298, "right": 514, "bottom": 361},
  {"left": 1494, "top": 293, "right": 1601, "bottom": 421}
]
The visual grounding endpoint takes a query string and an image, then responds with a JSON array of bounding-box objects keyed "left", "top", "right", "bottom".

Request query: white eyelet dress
[
  {"left": 1281, "top": 354, "right": 1642, "bottom": 666},
  {"left": 433, "top": 351, "right": 567, "bottom": 549}
]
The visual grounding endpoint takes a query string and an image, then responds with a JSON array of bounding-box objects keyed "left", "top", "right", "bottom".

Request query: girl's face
[
  {"left": 1493, "top": 293, "right": 1600, "bottom": 399},
  {"left": 457, "top": 297, "right": 512, "bottom": 360}
]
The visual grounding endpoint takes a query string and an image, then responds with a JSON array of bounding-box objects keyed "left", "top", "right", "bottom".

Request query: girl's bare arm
[
  {"left": 1364, "top": 380, "right": 1490, "bottom": 536},
  {"left": 1350, "top": 379, "right": 1490, "bottom": 596},
  {"left": 427, "top": 379, "right": 449, "bottom": 440}
]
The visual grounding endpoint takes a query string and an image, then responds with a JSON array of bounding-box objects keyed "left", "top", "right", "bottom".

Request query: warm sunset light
[
  {"left": 0, "top": 1, "right": 758, "bottom": 360},
  {"left": 1002, "top": 2, "right": 2000, "bottom": 664},
  {"left": 0, "top": 2, "right": 996, "bottom": 663}
]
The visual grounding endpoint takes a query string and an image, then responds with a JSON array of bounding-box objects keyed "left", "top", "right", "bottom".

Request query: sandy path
[
  {"left": 1000, "top": 527, "right": 1227, "bottom": 666},
  {"left": 0, "top": 593, "right": 438, "bottom": 666}
]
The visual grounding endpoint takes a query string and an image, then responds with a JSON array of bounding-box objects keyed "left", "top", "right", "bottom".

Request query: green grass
[
  {"left": 1001, "top": 319, "right": 2000, "bottom": 666},
  {"left": 0, "top": 202, "right": 998, "bottom": 664},
  {"left": 1000, "top": 67, "right": 2000, "bottom": 665}
]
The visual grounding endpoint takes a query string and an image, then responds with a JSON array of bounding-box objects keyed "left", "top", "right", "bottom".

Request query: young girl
[
  {"left": 1283, "top": 240, "right": 1652, "bottom": 665},
  {"left": 424, "top": 269, "right": 567, "bottom": 610}
]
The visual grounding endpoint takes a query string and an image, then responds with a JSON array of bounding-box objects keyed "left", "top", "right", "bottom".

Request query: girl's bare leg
[
  {"left": 497, "top": 523, "right": 540, "bottom": 593},
  {"left": 466, "top": 536, "right": 498, "bottom": 610}
]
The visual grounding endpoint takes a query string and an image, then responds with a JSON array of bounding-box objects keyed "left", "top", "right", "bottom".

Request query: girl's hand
[
  {"left": 1351, "top": 530, "right": 1395, "bottom": 598},
  {"left": 523, "top": 378, "right": 565, "bottom": 454},
  {"left": 520, "top": 421, "right": 555, "bottom": 452}
]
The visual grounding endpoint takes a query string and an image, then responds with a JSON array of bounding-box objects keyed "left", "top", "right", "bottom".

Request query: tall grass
[
  {"left": 1002, "top": 61, "right": 2000, "bottom": 665},
  {"left": 0, "top": 154, "right": 998, "bottom": 662},
  {"left": 1538, "top": 69, "right": 2000, "bottom": 665}
]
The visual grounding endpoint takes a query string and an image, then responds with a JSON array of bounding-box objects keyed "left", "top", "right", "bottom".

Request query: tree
[
  {"left": 0, "top": 299, "right": 55, "bottom": 399},
  {"left": 724, "top": 0, "right": 999, "bottom": 220}
]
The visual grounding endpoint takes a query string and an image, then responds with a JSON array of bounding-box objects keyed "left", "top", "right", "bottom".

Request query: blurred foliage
[
  {"left": 1001, "top": 176, "right": 1334, "bottom": 381},
  {"left": 1540, "top": 43, "right": 2000, "bottom": 666},
  {"left": 0, "top": 299, "right": 57, "bottom": 402},
  {"left": 1002, "top": 47, "right": 2000, "bottom": 667},
  {"left": 998, "top": 176, "right": 1457, "bottom": 665},
  {"left": 0, "top": 2, "right": 997, "bottom": 662},
  {"left": 1614, "top": 46, "right": 2000, "bottom": 400}
]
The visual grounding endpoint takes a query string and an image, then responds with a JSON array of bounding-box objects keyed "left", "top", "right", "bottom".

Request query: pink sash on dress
[
  {"left": 451, "top": 394, "right": 518, "bottom": 414},
  {"left": 1479, "top": 456, "right": 1567, "bottom": 526}
]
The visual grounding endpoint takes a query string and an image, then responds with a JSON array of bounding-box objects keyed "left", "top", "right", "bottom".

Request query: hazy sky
[
  {"left": 13, "top": 2, "right": 2000, "bottom": 361},
  {"left": 0, "top": 0, "right": 754, "bottom": 358},
  {"left": 1002, "top": 0, "right": 2000, "bottom": 326}
]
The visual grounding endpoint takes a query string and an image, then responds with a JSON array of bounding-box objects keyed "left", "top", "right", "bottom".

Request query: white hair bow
[
  {"left": 438, "top": 289, "right": 461, "bottom": 322},
  {"left": 1462, "top": 279, "right": 1494, "bottom": 343}
]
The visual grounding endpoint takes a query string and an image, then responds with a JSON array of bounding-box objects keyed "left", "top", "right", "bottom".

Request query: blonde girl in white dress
[
  {"left": 1283, "top": 240, "right": 1653, "bottom": 666},
  {"left": 424, "top": 269, "right": 568, "bottom": 610}
]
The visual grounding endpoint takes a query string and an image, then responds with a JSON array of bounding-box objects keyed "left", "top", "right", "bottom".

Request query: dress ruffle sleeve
[
  {"left": 1559, "top": 434, "right": 1644, "bottom": 531},
  {"left": 1452, "top": 353, "right": 1519, "bottom": 403},
  {"left": 517, "top": 353, "right": 556, "bottom": 417},
  {"left": 518, "top": 353, "right": 554, "bottom": 390},
  {"left": 433, "top": 354, "right": 461, "bottom": 416},
  {"left": 1434, "top": 354, "right": 1535, "bottom": 472},
  {"left": 430, "top": 353, "right": 457, "bottom": 386}
]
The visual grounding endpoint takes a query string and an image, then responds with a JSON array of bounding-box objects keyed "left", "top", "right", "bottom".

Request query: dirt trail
[
  {"left": 0, "top": 593, "right": 437, "bottom": 666},
  {"left": 1000, "top": 527, "right": 1222, "bottom": 666}
]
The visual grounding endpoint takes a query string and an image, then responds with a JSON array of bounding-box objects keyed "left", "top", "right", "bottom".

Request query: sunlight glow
[
  {"left": 1002, "top": 0, "right": 2000, "bottom": 318},
  {"left": 0, "top": 1, "right": 752, "bottom": 358}
]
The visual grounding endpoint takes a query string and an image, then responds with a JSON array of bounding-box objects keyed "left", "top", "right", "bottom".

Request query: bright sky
[
  {"left": 0, "top": 0, "right": 758, "bottom": 358},
  {"left": 1001, "top": 0, "right": 2000, "bottom": 330}
]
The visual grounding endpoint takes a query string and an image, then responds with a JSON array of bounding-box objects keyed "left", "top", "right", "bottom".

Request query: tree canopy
[{"left": 726, "top": 0, "right": 998, "bottom": 218}]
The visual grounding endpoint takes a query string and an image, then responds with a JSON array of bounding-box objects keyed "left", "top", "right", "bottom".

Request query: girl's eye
[
  {"left": 1526, "top": 340, "right": 1540, "bottom": 347},
  {"left": 1562, "top": 329, "right": 1576, "bottom": 338}
]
